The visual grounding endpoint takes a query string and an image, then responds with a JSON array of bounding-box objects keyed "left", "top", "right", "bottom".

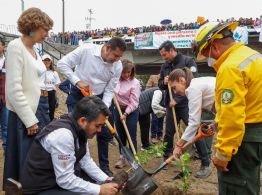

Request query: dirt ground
[{"left": 0, "top": 90, "right": 261, "bottom": 195}]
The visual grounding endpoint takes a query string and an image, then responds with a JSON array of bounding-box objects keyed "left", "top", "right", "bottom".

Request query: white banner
[
  {"left": 233, "top": 26, "right": 249, "bottom": 45},
  {"left": 153, "top": 30, "right": 197, "bottom": 49},
  {"left": 134, "top": 27, "right": 252, "bottom": 49}
]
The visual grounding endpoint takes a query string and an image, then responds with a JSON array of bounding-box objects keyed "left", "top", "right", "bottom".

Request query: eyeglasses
[{"left": 43, "top": 59, "right": 51, "bottom": 62}]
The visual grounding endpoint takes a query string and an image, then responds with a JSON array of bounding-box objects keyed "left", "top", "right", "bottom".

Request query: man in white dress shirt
[
  {"left": 57, "top": 37, "right": 126, "bottom": 176},
  {"left": 21, "top": 96, "right": 119, "bottom": 195}
]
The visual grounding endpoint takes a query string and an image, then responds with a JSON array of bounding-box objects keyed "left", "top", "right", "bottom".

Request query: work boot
[
  {"left": 195, "top": 165, "right": 212, "bottom": 178},
  {"left": 115, "top": 156, "right": 126, "bottom": 169},
  {"left": 109, "top": 139, "right": 117, "bottom": 146}
]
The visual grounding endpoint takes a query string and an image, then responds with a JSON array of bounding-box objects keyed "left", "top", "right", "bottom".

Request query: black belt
[
  {"left": 243, "top": 122, "right": 262, "bottom": 142},
  {"left": 245, "top": 122, "right": 262, "bottom": 129}
]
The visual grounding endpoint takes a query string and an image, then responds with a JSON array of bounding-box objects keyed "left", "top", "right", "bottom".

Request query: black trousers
[
  {"left": 48, "top": 90, "right": 56, "bottom": 121},
  {"left": 139, "top": 113, "right": 151, "bottom": 148},
  {"left": 163, "top": 106, "right": 189, "bottom": 157}
]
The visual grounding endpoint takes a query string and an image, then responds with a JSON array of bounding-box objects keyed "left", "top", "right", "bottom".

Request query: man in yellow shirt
[{"left": 192, "top": 22, "right": 262, "bottom": 195}]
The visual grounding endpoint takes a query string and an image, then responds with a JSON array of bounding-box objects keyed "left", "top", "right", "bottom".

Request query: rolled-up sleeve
[
  {"left": 103, "top": 63, "right": 122, "bottom": 108},
  {"left": 57, "top": 47, "right": 83, "bottom": 85}
]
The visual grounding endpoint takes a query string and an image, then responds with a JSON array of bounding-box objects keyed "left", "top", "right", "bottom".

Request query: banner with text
[
  {"left": 153, "top": 30, "right": 197, "bottom": 49},
  {"left": 134, "top": 30, "right": 197, "bottom": 49},
  {"left": 134, "top": 28, "right": 251, "bottom": 49},
  {"left": 134, "top": 32, "right": 153, "bottom": 49}
]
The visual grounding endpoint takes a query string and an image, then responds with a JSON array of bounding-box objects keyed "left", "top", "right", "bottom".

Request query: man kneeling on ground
[{"left": 21, "top": 96, "right": 119, "bottom": 195}]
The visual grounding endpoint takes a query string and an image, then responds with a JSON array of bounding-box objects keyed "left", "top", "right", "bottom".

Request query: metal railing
[
  {"left": 0, "top": 24, "right": 20, "bottom": 36},
  {"left": 0, "top": 30, "right": 66, "bottom": 62}
]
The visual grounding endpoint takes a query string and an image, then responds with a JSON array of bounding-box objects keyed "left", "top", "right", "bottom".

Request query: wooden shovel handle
[
  {"left": 168, "top": 84, "right": 180, "bottom": 140},
  {"left": 113, "top": 95, "right": 137, "bottom": 157}
]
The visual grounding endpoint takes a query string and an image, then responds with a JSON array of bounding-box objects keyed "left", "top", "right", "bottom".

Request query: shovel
[
  {"left": 147, "top": 123, "right": 215, "bottom": 175},
  {"left": 168, "top": 84, "right": 180, "bottom": 140},
  {"left": 80, "top": 88, "right": 158, "bottom": 195},
  {"left": 105, "top": 120, "right": 158, "bottom": 195},
  {"left": 80, "top": 88, "right": 139, "bottom": 169},
  {"left": 113, "top": 95, "right": 139, "bottom": 160}
]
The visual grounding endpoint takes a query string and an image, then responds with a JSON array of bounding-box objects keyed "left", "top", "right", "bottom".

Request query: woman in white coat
[
  {"left": 3, "top": 8, "right": 53, "bottom": 188},
  {"left": 168, "top": 67, "right": 216, "bottom": 178}
]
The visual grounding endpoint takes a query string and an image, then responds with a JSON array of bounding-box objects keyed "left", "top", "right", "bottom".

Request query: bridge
[{"left": 1, "top": 28, "right": 261, "bottom": 75}]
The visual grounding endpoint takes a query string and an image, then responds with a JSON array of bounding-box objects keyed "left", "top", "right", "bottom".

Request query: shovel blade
[{"left": 122, "top": 166, "right": 158, "bottom": 195}]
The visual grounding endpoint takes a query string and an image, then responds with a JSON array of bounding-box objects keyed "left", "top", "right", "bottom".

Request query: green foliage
[
  {"left": 172, "top": 153, "right": 191, "bottom": 194},
  {"left": 136, "top": 142, "right": 167, "bottom": 165}
]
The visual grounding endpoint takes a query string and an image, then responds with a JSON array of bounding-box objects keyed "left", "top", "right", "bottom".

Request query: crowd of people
[
  {"left": 49, "top": 16, "right": 262, "bottom": 46},
  {"left": 1, "top": 7, "right": 262, "bottom": 195}
]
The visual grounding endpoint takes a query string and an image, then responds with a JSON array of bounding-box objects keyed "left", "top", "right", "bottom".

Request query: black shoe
[
  {"left": 141, "top": 143, "right": 154, "bottom": 151},
  {"left": 109, "top": 139, "right": 117, "bottom": 146},
  {"left": 102, "top": 168, "right": 114, "bottom": 177}
]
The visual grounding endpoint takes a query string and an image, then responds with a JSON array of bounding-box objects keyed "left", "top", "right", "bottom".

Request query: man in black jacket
[{"left": 158, "top": 41, "right": 198, "bottom": 159}]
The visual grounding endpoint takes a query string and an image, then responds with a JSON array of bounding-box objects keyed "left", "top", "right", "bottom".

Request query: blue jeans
[
  {"left": 67, "top": 104, "right": 74, "bottom": 113},
  {"left": 151, "top": 113, "right": 163, "bottom": 138},
  {"left": 0, "top": 104, "right": 9, "bottom": 150},
  {"left": 67, "top": 85, "right": 113, "bottom": 171},
  {"left": 35, "top": 96, "right": 51, "bottom": 130},
  {"left": 113, "top": 108, "right": 139, "bottom": 152}
]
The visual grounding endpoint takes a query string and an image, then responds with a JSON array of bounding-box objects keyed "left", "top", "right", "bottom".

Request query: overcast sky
[{"left": 0, "top": 0, "right": 261, "bottom": 33}]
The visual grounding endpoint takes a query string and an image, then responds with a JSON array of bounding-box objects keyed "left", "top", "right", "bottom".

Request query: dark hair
[
  {"left": 49, "top": 62, "right": 55, "bottom": 71},
  {"left": 0, "top": 38, "right": 5, "bottom": 46},
  {"left": 72, "top": 96, "right": 110, "bottom": 121},
  {"left": 159, "top": 40, "right": 175, "bottom": 52},
  {"left": 43, "top": 59, "right": 55, "bottom": 71},
  {"left": 121, "top": 59, "right": 136, "bottom": 80},
  {"left": 168, "top": 67, "right": 193, "bottom": 87},
  {"left": 106, "top": 37, "right": 127, "bottom": 51}
]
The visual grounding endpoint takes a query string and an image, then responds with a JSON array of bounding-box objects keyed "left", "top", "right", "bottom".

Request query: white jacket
[
  {"left": 5, "top": 38, "right": 45, "bottom": 128},
  {"left": 151, "top": 90, "right": 165, "bottom": 118},
  {"left": 181, "top": 77, "right": 216, "bottom": 142}
]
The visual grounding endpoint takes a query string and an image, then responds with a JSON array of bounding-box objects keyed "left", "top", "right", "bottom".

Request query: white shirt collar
[{"left": 93, "top": 44, "right": 103, "bottom": 58}]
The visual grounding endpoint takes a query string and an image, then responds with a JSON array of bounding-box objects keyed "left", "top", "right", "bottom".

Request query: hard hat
[{"left": 192, "top": 22, "right": 238, "bottom": 60}]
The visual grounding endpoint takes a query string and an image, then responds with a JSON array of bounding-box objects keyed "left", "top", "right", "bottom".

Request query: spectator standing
[
  {"left": 146, "top": 74, "right": 164, "bottom": 143},
  {"left": 42, "top": 54, "right": 61, "bottom": 120},
  {"left": 3, "top": 7, "right": 53, "bottom": 188}
]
